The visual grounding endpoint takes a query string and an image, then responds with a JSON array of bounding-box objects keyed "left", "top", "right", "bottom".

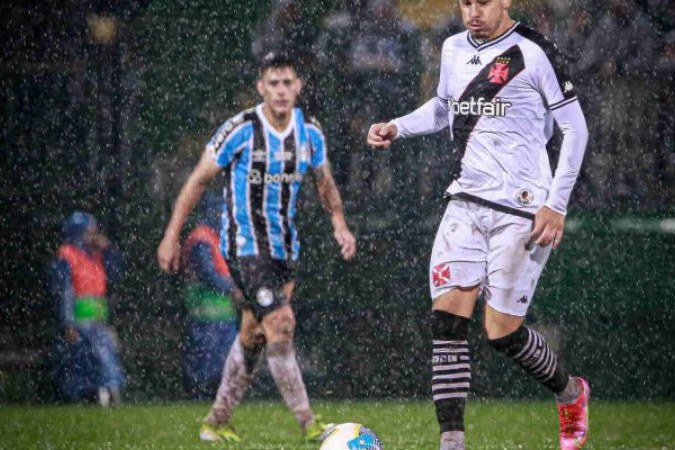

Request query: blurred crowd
[{"left": 249, "top": 0, "right": 675, "bottom": 212}]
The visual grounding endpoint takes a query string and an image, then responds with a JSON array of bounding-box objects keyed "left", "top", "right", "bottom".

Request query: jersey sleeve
[
  {"left": 537, "top": 43, "right": 578, "bottom": 111},
  {"left": 390, "top": 38, "right": 450, "bottom": 139},
  {"left": 436, "top": 38, "right": 451, "bottom": 101},
  {"left": 531, "top": 42, "right": 588, "bottom": 214},
  {"left": 546, "top": 100, "right": 588, "bottom": 215},
  {"left": 205, "top": 111, "right": 251, "bottom": 168},
  {"left": 306, "top": 117, "right": 328, "bottom": 168}
]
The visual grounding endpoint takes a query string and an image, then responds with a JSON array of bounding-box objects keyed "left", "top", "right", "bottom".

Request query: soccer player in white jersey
[{"left": 367, "top": 1, "right": 589, "bottom": 449}]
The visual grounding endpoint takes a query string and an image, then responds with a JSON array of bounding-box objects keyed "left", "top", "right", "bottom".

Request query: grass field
[{"left": 1, "top": 400, "right": 674, "bottom": 449}]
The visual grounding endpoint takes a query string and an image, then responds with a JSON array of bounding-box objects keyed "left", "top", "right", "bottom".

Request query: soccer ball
[{"left": 319, "top": 422, "right": 383, "bottom": 450}]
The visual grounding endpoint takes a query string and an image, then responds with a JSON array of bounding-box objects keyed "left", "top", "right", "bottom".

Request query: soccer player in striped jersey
[
  {"left": 158, "top": 52, "right": 356, "bottom": 443},
  {"left": 368, "top": 1, "right": 589, "bottom": 449}
]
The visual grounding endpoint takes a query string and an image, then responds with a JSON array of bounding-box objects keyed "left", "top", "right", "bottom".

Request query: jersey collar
[
  {"left": 466, "top": 21, "right": 519, "bottom": 51},
  {"left": 256, "top": 103, "right": 295, "bottom": 140}
]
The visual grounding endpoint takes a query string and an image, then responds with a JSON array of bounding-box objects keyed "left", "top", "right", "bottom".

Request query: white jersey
[{"left": 392, "top": 22, "right": 588, "bottom": 215}]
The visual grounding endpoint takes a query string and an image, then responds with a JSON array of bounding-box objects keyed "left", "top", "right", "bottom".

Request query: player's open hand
[
  {"left": 367, "top": 122, "right": 397, "bottom": 149},
  {"left": 528, "top": 206, "right": 565, "bottom": 250},
  {"left": 157, "top": 235, "right": 181, "bottom": 273},
  {"left": 334, "top": 226, "right": 356, "bottom": 261}
]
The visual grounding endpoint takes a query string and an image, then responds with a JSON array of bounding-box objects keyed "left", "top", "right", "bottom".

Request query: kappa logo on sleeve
[{"left": 432, "top": 263, "right": 452, "bottom": 287}]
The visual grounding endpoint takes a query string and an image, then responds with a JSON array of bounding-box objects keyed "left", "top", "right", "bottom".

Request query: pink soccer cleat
[{"left": 557, "top": 377, "right": 590, "bottom": 450}]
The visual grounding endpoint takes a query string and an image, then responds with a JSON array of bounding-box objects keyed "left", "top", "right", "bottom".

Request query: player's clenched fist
[{"left": 367, "top": 122, "right": 397, "bottom": 149}]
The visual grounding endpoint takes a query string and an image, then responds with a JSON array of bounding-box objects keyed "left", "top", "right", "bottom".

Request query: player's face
[
  {"left": 82, "top": 224, "right": 98, "bottom": 246},
  {"left": 257, "top": 67, "right": 302, "bottom": 118},
  {"left": 459, "top": 0, "right": 512, "bottom": 41}
]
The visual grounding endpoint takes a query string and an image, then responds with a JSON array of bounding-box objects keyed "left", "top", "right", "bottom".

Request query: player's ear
[
  {"left": 256, "top": 78, "right": 265, "bottom": 97},
  {"left": 294, "top": 77, "right": 303, "bottom": 95}
]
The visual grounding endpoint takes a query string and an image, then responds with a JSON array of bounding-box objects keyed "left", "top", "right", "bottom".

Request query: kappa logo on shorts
[
  {"left": 432, "top": 263, "right": 451, "bottom": 287},
  {"left": 517, "top": 295, "right": 529, "bottom": 304}
]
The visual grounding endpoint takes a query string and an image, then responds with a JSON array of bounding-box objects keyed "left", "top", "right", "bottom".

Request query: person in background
[
  {"left": 315, "top": 0, "right": 423, "bottom": 197},
  {"left": 181, "top": 194, "right": 239, "bottom": 398},
  {"left": 250, "top": 0, "right": 320, "bottom": 113},
  {"left": 50, "top": 211, "right": 124, "bottom": 406}
]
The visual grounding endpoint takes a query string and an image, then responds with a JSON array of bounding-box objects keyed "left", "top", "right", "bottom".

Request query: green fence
[{"left": 291, "top": 210, "right": 675, "bottom": 401}]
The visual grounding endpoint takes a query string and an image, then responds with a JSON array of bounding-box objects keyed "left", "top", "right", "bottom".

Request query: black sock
[
  {"left": 488, "top": 325, "right": 569, "bottom": 394},
  {"left": 431, "top": 310, "right": 472, "bottom": 433}
]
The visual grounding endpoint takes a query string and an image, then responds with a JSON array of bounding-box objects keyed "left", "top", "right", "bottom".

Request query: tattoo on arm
[{"left": 314, "top": 165, "right": 343, "bottom": 214}]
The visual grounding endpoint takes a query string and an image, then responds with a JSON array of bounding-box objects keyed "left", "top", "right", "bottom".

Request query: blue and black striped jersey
[{"left": 206, "top": 104, "right": 327, "bottom": 261}]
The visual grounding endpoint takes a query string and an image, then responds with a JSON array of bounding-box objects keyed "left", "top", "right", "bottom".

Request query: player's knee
[
  {"left": 486, "top": 325, "right": 527, "bottom": 353},
  {"left": 482, "top": 314, "right": 523, "bottom": 340},
  {"left": 240, "top": 328, "right": 265, "bottom": 348},
  {"left": 430, "top": 310, "right": 471, "bottom": 340},
  {"left": 264, "top": 308, "right": 296, "bottom": 343}
]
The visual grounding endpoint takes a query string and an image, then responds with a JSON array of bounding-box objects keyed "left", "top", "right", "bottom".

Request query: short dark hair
[{"left": 259, "top": 51, "right": 298, "bottom": 76}]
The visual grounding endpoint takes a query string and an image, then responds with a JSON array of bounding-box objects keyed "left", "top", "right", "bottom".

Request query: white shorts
[{"left": 429, "top": 199, "right": 551, "bottom": 316}]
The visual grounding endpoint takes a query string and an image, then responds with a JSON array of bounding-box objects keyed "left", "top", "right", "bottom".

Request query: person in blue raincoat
[
  {"left": 50, "top": 211, "right": 124, "bottom": 405},
  {"left": 181, "top": 195, "right": 239, "bottom": 398}
]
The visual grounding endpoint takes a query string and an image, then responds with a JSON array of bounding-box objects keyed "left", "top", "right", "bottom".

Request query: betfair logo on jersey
[
  {"left": 249, "top": 169, "right": 303, "bottom": 185},
  {"left": 448, "top": 96, "right": 511, "bottom": 117}
]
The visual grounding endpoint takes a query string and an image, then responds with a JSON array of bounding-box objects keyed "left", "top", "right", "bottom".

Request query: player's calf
[
  {"left": 205, "top": 335, "right": 263, "bottom": 425},
  {"left": 266, "top": 339, "right": 313, "bottom": 429},
  {"left": 430, "top": 310, "right": 471, "bottom": 450},
  {"left": 487, "top": 325, "right": 570, "bottom": 394}
]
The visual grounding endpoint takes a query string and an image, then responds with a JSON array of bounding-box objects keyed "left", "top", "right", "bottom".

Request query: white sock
[
  {"left": 556, "top": 377, "right": 581, "bottom": 404},
  {"left": 440, "top": 430, "right": 465, "bottom": 450}
]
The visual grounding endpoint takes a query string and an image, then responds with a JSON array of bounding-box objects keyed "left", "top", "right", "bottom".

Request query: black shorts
[{"left": 226, "top": 255, "right": 297, "bottom": 318}]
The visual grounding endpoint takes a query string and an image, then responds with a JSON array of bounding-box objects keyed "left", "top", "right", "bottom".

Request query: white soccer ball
[{"left": 319, "top": 422, "right": 383, "bottom": 450}]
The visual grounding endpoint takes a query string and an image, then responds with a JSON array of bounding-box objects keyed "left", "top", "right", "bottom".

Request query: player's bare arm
[
  {"left": 157, "top": 151, "right": 221, "bottom": 272},
  {"left": 313, "top": 164, "right": 356, "bottom": 260},
  {"left": 367, "top": 122, "right": 397, "bottom": 149}
]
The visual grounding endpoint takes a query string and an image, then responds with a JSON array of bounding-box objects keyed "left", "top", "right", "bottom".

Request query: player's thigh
[
  {"left": 261, "top": 299, "right": 296, "bottom": 344},
  {"left": 432, "top": 285, "right": 481, "bottom": 318},
  {"left": 483, "top": 304, "right": 525, "bottom": 339},
  {"left": 229, "top": 256, "right": 295, "bottom": 318},
  {"left": 484, "top": 213, "right": 551, "bottom": 317},
  {"left": 239, "top": 308, "right": 265, "bottom": 347},
  {"left": 429, "top": 200, "right": 487, "bottom": 305}
]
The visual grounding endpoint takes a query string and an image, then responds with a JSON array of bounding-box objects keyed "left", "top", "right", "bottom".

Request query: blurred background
[{"left": 0, "top": 0, "right": 673, "bottom": 404}]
